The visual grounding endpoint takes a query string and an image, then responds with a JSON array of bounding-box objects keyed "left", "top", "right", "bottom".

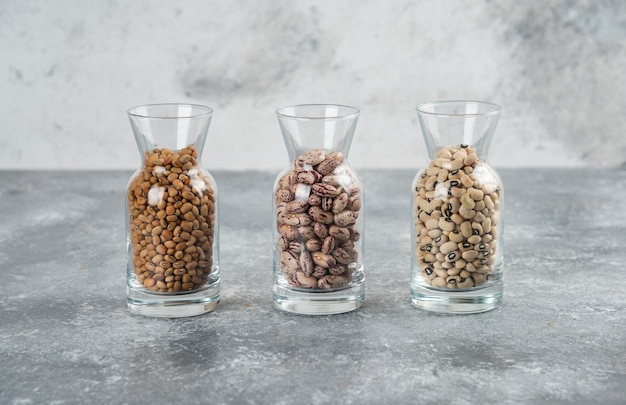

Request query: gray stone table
[{"left": 1, "top": 169, "right": 625, "bottom": 405}]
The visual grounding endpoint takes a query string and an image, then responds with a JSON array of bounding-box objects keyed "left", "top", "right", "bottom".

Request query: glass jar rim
[
  {"left": 128, "top": 103, "right": 213, "bottom": 119},
  {"left": 276, "top": 104, "right": 360, "bottom": 120},
  {"left": 416, "top": 100, "right": 502, "bottom": 117}
]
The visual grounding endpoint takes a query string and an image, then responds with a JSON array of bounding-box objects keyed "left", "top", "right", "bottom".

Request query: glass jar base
[
  {"left": 273, "top": 282, "right": 364, "bottom": 315},
  {"left": 127, "top": 283, "right": 220, "bottom": 318},
  {"left": 410, "top": 283, "right": 502, "bottom": 314}
]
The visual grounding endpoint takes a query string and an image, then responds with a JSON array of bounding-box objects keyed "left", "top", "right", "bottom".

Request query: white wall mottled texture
[{"left": 2, "top": 0, "right": 625, "bottom": 170}]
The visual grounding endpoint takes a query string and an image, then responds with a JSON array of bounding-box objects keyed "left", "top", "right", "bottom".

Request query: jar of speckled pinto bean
[{"left": 273, "top": 104, "right": 364, "bottom": 315}]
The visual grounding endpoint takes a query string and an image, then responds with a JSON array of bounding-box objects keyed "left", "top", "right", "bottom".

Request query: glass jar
[
  {"left": 126, "top": 104, "right": 220, "bottom": 317},
  {"left": 273, "top": 104, "right": 364, "bottom": 315},
  {"left": 411, "top": 101, "right": 503, "bottom": 314}
]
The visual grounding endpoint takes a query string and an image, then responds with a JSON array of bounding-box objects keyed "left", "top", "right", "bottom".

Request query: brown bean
[{"left": 129, "top": 148, "right": 215, "bottom": 292}]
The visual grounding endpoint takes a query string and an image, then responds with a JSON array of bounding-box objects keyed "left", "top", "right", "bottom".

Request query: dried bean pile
[
  {"left": 275, "top": 149, "right": 361, "bottom": 290},
  {"left": 128, "top": 146, "right": 215, "bottom": 293},
  {"left": 415, "top": 144, "right": 501, "bottom": 289}
]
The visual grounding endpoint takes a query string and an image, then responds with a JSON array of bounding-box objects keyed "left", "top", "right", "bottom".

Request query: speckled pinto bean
[
  {"left": 414, "top": 145, "right": 501, "bottom": 289},
  {"left": 276, "top": 149, "right": 361, "bottom": 290},
  {"left": 127, "top": 146, "right": 215, "bottom": 293}
]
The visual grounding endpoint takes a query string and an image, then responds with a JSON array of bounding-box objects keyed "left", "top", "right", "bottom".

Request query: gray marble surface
[{"left": 1, "top": 169, "right": 625, "bottom": 404}]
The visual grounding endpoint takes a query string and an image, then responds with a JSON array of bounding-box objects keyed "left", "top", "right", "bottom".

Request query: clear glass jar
[
  {"left": 411, "top": 101, "right": 504, "bottom": 314},
  {"left": 273, "top": 104, "right": 364, "bottom": 315},
  {"left": 126, "top": 104, "right": 220, "bottom": 317}
]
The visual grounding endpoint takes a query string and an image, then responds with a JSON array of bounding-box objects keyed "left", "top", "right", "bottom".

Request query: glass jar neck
[
  {"left": 128, "top": 104, "right": 212, "bottom": 160},
  {"left": 416, "top": 101, "right": 501, "bottom": 160},
  {"left": 277, "top": 104, "right": 360, "bottom": 161}
]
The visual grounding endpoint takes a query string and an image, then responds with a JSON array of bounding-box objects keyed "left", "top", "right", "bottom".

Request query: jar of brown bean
[{"left": 126, "top": 104, "right": 219, "bottom": 317}]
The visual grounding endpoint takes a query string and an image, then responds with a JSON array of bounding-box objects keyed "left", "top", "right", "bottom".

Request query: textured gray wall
[{"left": 1, "top": 0, "right": 625, "bottom": 170}]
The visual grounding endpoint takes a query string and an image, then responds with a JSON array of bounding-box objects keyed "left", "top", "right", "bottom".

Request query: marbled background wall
[{"left": 1, "top": 0, "right": 625, "bottom": 170}]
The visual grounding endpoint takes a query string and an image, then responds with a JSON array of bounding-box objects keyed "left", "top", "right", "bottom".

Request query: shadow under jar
[
  {"left": 126, "top": 104, "right": 220, "bottom": 317},
  {"left": 411, "top": 101, "right": 504, "bottom": 314},
  {"left": 273, "top": 104, "right": 364, "bottom": 315}
]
